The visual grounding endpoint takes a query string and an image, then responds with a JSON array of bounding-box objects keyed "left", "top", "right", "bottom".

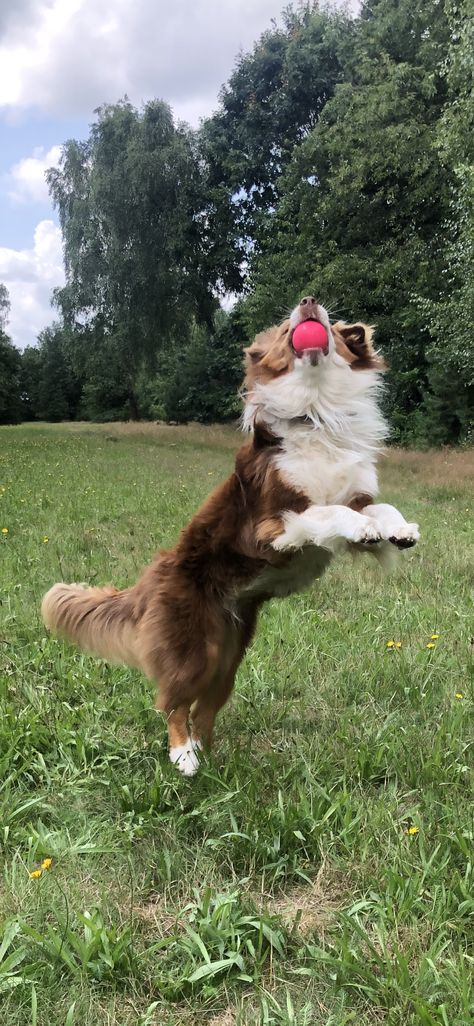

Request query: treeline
[{"left": 2, "top": 0, "right": 473, "bottom": 443}]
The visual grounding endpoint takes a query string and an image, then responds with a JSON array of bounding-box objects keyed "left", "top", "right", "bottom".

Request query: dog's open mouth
[{"left": 289, "top": 316, "right": 329, "bottom": 363}]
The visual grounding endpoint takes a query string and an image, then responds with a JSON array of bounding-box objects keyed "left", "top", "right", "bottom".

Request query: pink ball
[{"left": 292, "top": 320, "right": 328, "bottom": 353}]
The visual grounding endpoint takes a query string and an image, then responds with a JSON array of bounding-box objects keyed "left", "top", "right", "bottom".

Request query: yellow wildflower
[
  {"left": 41, "top": 858, "right": 53, "bottom": 870},
  {"left": 43, "top": 536, "right": 49, "bottom": 543},
  {"left": 29, "top": 869, "right": 42, "bottom": 879},
  {"left": 395, "top": 642, "right": 402, "bottom": 649},
  {"left": 406, "top": 826, "right": 419, "bottom": 836},
  {"left": 426, "top": 643, "right": 435, "bottom": 649},
  {"left": 386, "top": 640, "right": 395, "bottom": 648},
  {"left": 455, "top": 692, "right": 464, "bottom": 700},
  {"left": 431, "top": 634, "right": 439, "bottom": 640},
  {"left": 1, "top": 527, "right": 8, "bottom": 535}
]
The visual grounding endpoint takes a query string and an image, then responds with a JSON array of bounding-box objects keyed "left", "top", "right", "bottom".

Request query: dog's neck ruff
[{"left": 243, "top": 354, "right": 388, "bottom": 457}]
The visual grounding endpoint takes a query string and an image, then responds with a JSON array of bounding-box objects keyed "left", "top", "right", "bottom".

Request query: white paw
[
  {"left": 169, "top": 739, "right": 202, "bottom": 777},
  {"left": 388, "top": 523, "right": 420, "bottom": 549},
  {"left": 353, "top": 519, "right": 382, "bottom": 545}
]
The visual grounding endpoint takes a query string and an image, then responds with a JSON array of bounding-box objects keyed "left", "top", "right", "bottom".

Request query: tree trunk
[{"left": 128, "top": 385, "right": 140, "bottom": 421}]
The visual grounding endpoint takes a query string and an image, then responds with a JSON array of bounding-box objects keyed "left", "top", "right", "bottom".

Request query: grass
[{"left": 0, "top": 421, "right": 473, "bottom": 1026}]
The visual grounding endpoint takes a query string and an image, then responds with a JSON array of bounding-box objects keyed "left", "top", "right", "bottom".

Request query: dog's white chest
[{"left": 275, "top": 438, "right": 378, "bottom": 506}]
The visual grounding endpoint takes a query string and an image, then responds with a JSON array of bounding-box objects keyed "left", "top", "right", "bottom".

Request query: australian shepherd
[{"left": 42, "top": 297, "right": 419, "bottom": 776}]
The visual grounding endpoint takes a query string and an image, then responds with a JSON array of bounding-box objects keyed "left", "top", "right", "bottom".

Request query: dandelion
[
  {"left": 406, "top": 826, "right": 419, "bottom": 836},
  {"left": 29, "top": 869, "right": 42, "bottom": 879},
  {"left": 395, "top": 642, "right": 402, "bottom": 649},
  {"left": 386, "top": 640, "right": 395, "bottom": 648},
  {"left": 431, "top": 634, "right": 439, "bottom": 640},
  {"left": 455, "top": 692, "right": 464, "bottom": 700},
  {"left": 43, "top": 536, "right": 49, "bottom": 543},
  {"left": 1, "top": 527, "right": 8, "bottom": 534},
  {"left": 426, "top": 643, "right": 435, "bottom": 649},
  {"left": 41, "top": 858, "right": 53, "bottom": 870}
]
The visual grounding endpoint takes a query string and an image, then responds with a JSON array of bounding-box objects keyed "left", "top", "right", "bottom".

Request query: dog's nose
[{"left": 299, "top": 296, "right": 317, "bottom": 309}]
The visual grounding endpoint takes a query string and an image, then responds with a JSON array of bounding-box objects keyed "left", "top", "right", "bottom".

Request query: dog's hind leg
[
  {"left": 190, "top": 675, "right": 236, "bottom": 750},
  {"left": 154, "top": 641, "right": 221, "bottom": 777},
  {"left": 190, "top": 604, "right": 259, "bottom": 751},
  {"left": 161, "top": 701, "right": 202, "bottom": 777}
]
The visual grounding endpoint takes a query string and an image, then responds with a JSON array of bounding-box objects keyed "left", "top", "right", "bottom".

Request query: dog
[{"left": 42, "top": 297, "right": 419, "bottom": 776}]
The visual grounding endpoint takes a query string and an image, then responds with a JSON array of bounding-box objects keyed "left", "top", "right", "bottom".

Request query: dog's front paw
[
  {"left": 353, "top": 519, "right": 382, "bottom": 545},
  {"left": 389, "top": 523, "right": 420, "bottom": 549},
  {"left": 169, "top": 739, "right": 202, "bottom": 777}
]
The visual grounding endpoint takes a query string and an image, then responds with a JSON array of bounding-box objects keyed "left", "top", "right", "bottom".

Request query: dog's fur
[{"left": 42, "top": 299, "right": 419, "bottom": 775}]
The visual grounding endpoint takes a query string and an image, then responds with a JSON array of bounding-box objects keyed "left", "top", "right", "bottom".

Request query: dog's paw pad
[
  {"left": 389, "top": 524, "right": 420, "bottom": 549},
  {"left": 355, "top": 523, "right": 382, "bottom": 545}
]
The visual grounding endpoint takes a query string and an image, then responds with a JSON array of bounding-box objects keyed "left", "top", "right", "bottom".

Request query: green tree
[
  {"left": 162, "top": 309, "right": 245, "bottom": 424},
  {"left": 0, "top": 333, "right": 22, "bottom": 424},
  {"left": 19, "top": 346, "right": 42, "bottom": 421},
  {"left": 35, "top": 325, "right": 82, "bottom": 422},
  {"left": 48, "top": 99, "right": 217, "bottom": 419},
  {"left": 200, "top": 3, "right": 352, "bottom": 285},
  {"left": 243, "top": 0, "right": 451, "bottom": 439},
  {"left": 420, "top": 0, "right": 474, "bottom": 443},
  {"left": 0, "top": 282, "right": 10, "bottom": 331},
  {"left": 0, "top": 284, "right": 22, "bottom": 425}
]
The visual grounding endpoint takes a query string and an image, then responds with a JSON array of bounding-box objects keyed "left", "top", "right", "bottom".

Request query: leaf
[
  {"left": 186, "top": 955, "right": 244, "bottom": 983},
  {"left": 0, "top": 920, "right": 21, "bottom": 963}
]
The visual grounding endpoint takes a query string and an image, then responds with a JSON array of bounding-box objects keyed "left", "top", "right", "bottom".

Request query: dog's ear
[
  {"left": 333, "top": 321, "right": 386, "bottom": 371},
  {"left": 244, "top": 346, "right": 265, "bottom": 365}
]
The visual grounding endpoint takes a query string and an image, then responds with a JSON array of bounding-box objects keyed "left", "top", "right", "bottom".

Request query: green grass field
[{"left": 0, "top": 422, "right": 473, "bottom": 1026}]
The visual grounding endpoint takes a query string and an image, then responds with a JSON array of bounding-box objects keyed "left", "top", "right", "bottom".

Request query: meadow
[{"left": 0, "top": 422, "right": 473, "bottom": 1026}]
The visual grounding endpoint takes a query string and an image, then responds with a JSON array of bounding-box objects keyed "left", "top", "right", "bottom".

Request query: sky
[{"left": 0, "top": 0, "right": 352, "bottom": 349}]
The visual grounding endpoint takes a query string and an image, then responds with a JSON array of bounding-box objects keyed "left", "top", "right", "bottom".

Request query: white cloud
[
  {"left": 0, "top": 0, "right": 285, "bottom": 124},
  {"left": 7, "top": 144, "right": 62, "bottom": 204},
  {"left": 0, "top": 220, "right": 64, "bottom": 348}
]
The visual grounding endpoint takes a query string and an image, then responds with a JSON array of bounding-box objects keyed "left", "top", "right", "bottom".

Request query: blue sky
[{"left": 0, "top": 0, "right": 354, "bottom": 349}]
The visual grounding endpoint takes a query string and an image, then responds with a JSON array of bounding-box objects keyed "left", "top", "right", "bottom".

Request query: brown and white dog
[{"left": 42, "top": 297, "right": 419, "bottom": 776}]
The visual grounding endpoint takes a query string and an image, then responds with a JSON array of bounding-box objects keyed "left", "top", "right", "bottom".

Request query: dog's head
[
  {"left": 245, "top": 297, "right": 385, "bottom": 385},
  {"left": 243, "top": 297, "right": 386, "bottom": 432}
]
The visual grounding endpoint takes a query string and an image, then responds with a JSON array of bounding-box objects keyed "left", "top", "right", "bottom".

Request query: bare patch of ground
[{"left": 257, "top": 862, "right": 349, "bottom": 939}]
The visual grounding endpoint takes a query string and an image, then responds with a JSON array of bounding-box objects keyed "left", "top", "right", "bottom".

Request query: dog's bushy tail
[{"left": 41, "top": 583, "right": 140, "bottom": 667}]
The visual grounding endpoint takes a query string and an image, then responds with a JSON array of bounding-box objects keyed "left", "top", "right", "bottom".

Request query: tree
[
  {"left": 200, "top": 3, "right": 352, "bottom": 286},
  {"left": 48, "top": 99, "right": 218, "bottom": 419},
  {"left": 420, "top": 0, "right": 474, "bottom": 443},
  {"left": 19, "top": 346, "right": 42, "bottom": 421},
  {"left": 241, "top": 0, "right": 452, "bottom": 439},
  {"left": 35, "top": 325, "right": 83, "bottom": 422},
  {"left": 0, "top": 283, "right": 10, "bottom": 331},
  {"left": 0, "top": 284, "right": 22, "bottom": 425},
  {"left": 162, "top": 309, "right": 245, "bottom": 423},
  {"left": 0, "top": 333, "right": 22, "bottom": 425}
]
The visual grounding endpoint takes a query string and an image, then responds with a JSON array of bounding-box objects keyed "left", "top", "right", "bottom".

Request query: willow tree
[{"left": 48, "top": 100, "right": 216, "bottom": 418}]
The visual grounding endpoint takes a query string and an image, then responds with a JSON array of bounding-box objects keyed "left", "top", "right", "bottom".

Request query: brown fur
[{"left": 42, "top": 314, "right": 383, "bottom": 760}]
